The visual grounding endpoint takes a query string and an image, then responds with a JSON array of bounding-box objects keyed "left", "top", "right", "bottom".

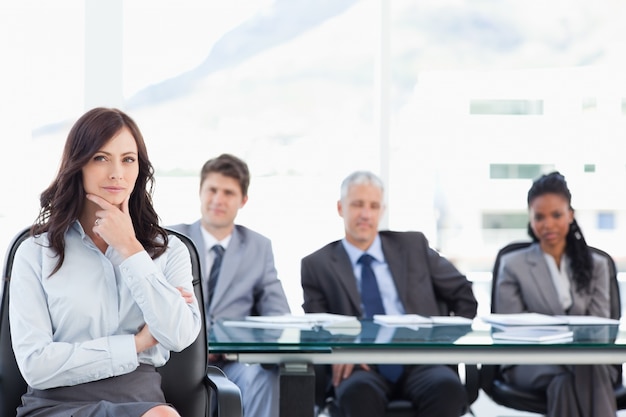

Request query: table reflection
[{"left": 210, "top": 318, "right": 476, "bottom": 348}]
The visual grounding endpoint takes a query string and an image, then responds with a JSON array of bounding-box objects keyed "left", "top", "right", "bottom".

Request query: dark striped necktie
[{"left": 208, "top": 244, "right": 225, "bottom": 305}]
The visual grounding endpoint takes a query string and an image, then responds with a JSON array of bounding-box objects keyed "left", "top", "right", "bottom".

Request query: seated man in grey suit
[
  {"left": 301, "top": 170, "right": 477, "bottom": 417},
  {"left": 169, "top": 153, "right": 290, "bottom": 417}
]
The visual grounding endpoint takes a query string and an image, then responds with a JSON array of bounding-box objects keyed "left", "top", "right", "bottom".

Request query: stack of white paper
[
  {"left": 482, "top": 313, "right": 618, "bottom": 343},
  {"left": 555, "top": 315, "right": 620, "bottom": 325},
  {"left": 430, "top": 316, "right": 474, "bottom": 325},
  {"left": 222, "top": 313, "right": 361, "bottom": 334},
  {"left": 482, "top": 313, "right": 619, "bottom": 329},
  {"left": 482, "top": 313, "right": 568, "bottom": 328},
  {"left": 491, "top": 327, "right": 574, "bottom": 343},
  {"left": 373, "top": 314, "right": 473, "bottom": 327}
]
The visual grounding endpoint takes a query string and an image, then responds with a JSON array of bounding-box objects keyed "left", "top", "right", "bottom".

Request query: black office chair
[
  {"left": 0, "top": 227, "right": 243, "bottom": 417},
  {"left": 480, "top": 241, "right": 626, "bottom": 414}
]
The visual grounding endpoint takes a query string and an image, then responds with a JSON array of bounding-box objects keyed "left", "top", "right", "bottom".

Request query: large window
[
  {"left": 490, "top": 164, "right": 554, "bottom": 180},
  {"left": 2, "top": 1, "right": 626, "bottom": 312}
]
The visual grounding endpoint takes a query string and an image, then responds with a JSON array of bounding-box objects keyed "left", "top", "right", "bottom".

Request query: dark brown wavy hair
[{"left": 33, "top": 107, "right": 168, "bottom": 275}]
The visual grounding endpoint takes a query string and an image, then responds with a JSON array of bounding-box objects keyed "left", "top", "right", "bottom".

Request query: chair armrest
[
  {"left": 478, "top": 364, "right": 498, "bottom": 397},
  {"left": 464, "top": 364, "right": 480, "bottom": 406},
  {"left": 206, "top": 365, "right": 243, "bottom": 417}
]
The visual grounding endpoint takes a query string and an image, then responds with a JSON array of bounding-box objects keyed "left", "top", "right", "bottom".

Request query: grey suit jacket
[
  {"left": 300, "top": 231, "right": 477, "bottom": 319},
  {"left": 168, "top": 221, "right": 290, "bottom": 324},
  {"left": 495, "top": 243, "right": 610, "bottom": 317}
]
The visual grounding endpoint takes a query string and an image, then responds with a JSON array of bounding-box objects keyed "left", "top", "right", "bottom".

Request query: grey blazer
[
  {"left": 168, "top": 221, "right": 290, "bottom": 323},
  {"left": 300, "top": 231, "right": 477, "bottom": 319},
  {"left": 495, "top": 243, "right": 610, "bottom": 317}
]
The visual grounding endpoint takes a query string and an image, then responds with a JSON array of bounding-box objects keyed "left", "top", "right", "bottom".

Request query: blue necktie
[
  {"left": 359, "top": 254, "right": 385, "bottom": 317},
  {"left": 358, "top": 254, "right": 404, "bottom": 383},
  {"left": 208, "top": 245, "right": 225, "bottom": 305}
]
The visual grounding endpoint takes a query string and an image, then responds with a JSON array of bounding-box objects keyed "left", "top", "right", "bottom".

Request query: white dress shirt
[
  {"left": 9, "top": 221, "right": 202, "bottom": 390},
  {"left": 200, "top": 226, "right": 232, "bottom": 276},
  {"left": 543, "top": 252, "right": 573, "bottom": 311},
  {"left": 342, "top": 235, "right": 405, "bottom": 315}
]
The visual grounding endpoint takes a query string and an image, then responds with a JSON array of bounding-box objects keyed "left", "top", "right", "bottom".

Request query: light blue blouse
[{"left": 9, "top": 221, "right": 202, "bottom": 390}]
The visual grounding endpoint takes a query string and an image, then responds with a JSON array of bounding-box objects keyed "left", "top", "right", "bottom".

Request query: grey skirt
[{"left": 17, "top": 364, "right": 170, "bottom": 417}]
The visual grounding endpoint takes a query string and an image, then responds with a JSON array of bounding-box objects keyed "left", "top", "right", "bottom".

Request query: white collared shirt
[
  {"left": 543, "top": 252, "right": 573, "bottom": 311},
  {"left": 341, "top": 235, "right": 405, "bottom": 315},
  {"left": 9, "top": 221, "right": 202, "bottom": 390},
  {"left": 200, "top": 227, "right": 232, "bottom": 276}
]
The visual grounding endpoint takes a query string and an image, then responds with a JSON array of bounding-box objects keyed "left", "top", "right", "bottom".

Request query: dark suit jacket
[{"left": 301, "top": 231, "right": 477, "bottom": 319}]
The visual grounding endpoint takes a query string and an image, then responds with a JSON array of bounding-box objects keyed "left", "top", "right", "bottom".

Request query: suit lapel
[
  {"left": 330, "top": 243, "right": 363, "bottom": 314},
  {"left": 380, "top": 235, "right": 409, "bottom": 308},
  {"left": 527, "top": 245, "right": 564, "bottom": 315},
  {"left": 211, "top": 227, "right": 244, "bottom": 311}
]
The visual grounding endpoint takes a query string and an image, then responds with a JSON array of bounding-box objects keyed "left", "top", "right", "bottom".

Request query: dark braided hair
[{"left": 526, "top": 171, "right": 593, "bottom": 293}]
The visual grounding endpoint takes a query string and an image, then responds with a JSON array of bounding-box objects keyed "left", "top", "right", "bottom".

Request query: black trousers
[{"left": 319, "top": 364, "right": 467, "bottom": 417}]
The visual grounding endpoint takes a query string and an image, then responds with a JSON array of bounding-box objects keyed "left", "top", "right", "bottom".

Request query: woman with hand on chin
[
  {"left": 495, "top": 171, "right": 618, "bottom": 417},
  {"left": 9, "top": 107, "right": 201, "bottom": 417}
]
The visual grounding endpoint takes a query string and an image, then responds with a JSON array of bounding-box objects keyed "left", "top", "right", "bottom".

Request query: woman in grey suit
[{"left": 495, "top": 171, "right": 618, "bottom": 417}]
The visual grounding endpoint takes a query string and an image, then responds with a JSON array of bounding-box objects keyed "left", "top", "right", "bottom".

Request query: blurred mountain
[
  {"left": 125, "top": 0, "right": 624, "bottom": 111},
  {"left": 32, "top": 0, "right": 625, "bottom": 137},
  {"left": 125, "top": 0, "right": 358, "bottom": 109}
]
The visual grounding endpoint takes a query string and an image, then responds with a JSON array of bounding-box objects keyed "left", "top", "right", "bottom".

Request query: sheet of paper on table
[
  {"left": 491, "top": 327, "right": 574, "bottom": 343},
  {"left": 222, "top": 313, "right": 361, "bottom": 334},
  {"left": 482, "top": 313, "right": 568, "bottom": 328},
  {"left": 373, "top": 314, "right": 473, "bottom": 328},
  {"left": 483, "top": 313, "right": 620, "bottom": 330}
]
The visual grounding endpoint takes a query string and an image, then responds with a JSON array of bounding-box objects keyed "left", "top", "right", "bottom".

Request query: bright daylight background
[{"left": 1, "top": 0, "right": 626, "bottom": 320}]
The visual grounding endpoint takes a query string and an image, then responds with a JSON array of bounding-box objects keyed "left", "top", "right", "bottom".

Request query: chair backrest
[
  {"left": 490, "top": 241, "right": 533, "bottom": 313},
  {"left": 158, "top": 228, "right": 211, "bottom": 417},
  {"left": 0, "top": 227, "right": 211, "bottom": 417},
  {"left": 482, "top": 240, "right": 624, "bottom": 413},
  {"left": 589, "top": 246, "right": 621, "bottom": 320},
  {"left": 0, "top": 228, "right": 30, "bottom": 417}
]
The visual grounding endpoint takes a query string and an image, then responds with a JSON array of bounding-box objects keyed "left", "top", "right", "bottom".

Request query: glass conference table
[{"left": 208, "top": 317, "right": 626, "bottom": 417}]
